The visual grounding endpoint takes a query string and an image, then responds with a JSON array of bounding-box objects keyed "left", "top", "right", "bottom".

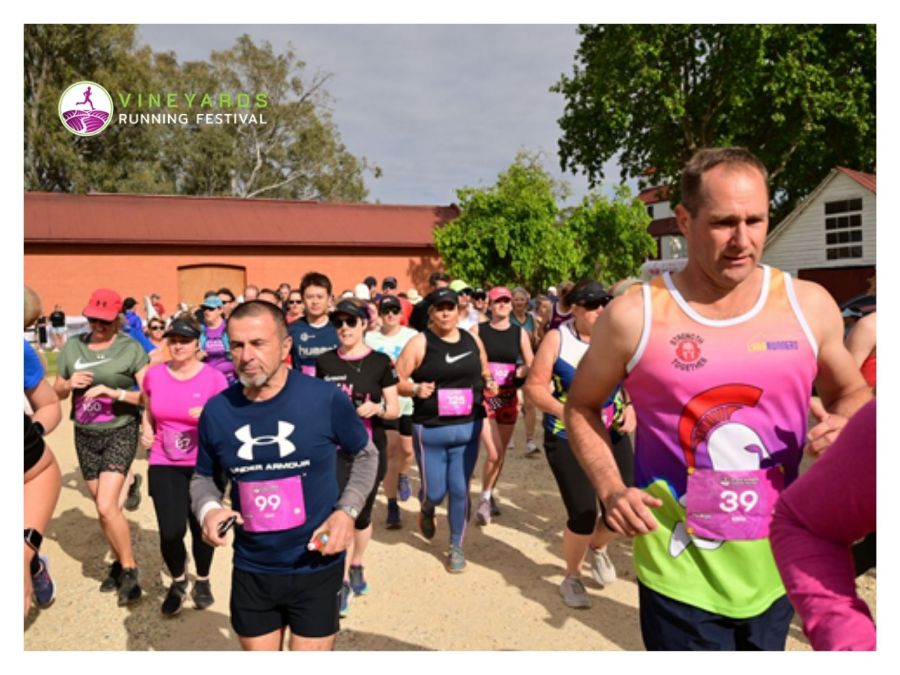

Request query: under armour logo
[{"left": 235, "top": 422, "right": 296, "bottom": 461}]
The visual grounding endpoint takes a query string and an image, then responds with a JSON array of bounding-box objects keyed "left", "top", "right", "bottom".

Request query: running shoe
[
  {"left": 191, "top": 579, "right": 215, "bottom": 610},
  {"left": 161, "top": 579, "right": 187, "bottom": 617},
  {"left": 506, "top": 438, "right": 515, "bottom": 451},
  {"left": 559, "top": 576, "right": 591, "bottom": 609},
  {"left": 385, "top": 500, "right": 402, "bottom": 529},
  {"left": 117, "top": 567, "right": 142, "bottom": 606},
  {"left": 397, "top": 474, "right": 412, "bottom": 502},
  {"left": 490, "top": 494, "right": 502, "bottom": 517},
  {"left": 339, "top": 581, "right": 351, "bottom": 617},
  {"left": 587, "top": 546, "right": 617, "bottom": 587},
  {"left": 349, "top": 565, "right": 369, "bottom": 595},
  {"left": 418, "top": 504, "right": 436, "bottom": 540},
  {"left": 32, "top": 555, "right": 56, "bottom": 608},
  {"left": 99, "top": 560, "right": 122, "bottom": 592},
  {"left": 475, "top": 498, "right": 492, "bottom": 526},
  {"left": 125, "top": 473, "right": 142, "bottom": 512},
  {"left": 525, "top": 439, "right": 541, "bottom": 457},
  {"left": 447, "top": 545, "right": 466, "bottom": 574}
]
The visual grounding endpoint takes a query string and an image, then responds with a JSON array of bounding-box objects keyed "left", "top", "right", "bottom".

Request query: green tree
[
  {"left": 565, "top": 186, "right": 656, "bottom": 286},
  {"left": 434, "top": 152, "right": 579, "bottom": 292},
  {"left": 553, "top": 24, "right": 876, "bottom": 222}
]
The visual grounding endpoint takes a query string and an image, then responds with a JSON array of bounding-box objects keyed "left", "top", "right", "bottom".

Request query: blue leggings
[{"left": 413, "top": 420, "right": 483, "bottom": 547}]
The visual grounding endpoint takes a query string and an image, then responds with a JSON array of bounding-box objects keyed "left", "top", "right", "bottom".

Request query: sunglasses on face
[
  {"left": 287, "top": 299, "right": 303, "bottom": 305},
  {"left": 149, "top": 324, "right": 165, "bottom": 331},
  {"left": 579, "top": 297, "right": 611, "bottom": 310},
  {"left": 492, "top": 297, "right": 511, "bottom": 305},
  {"left": 380, "top": 307, "right": 401, "bottom": 316},
  {"left": 331, "top": 316, "right": 360, "bottom": 329},
  {"left": 203, "top": 306, "right": 220, "bottom": 312},
  {"left": 88, "top": 318, "right": 113, "bottom": 326}
]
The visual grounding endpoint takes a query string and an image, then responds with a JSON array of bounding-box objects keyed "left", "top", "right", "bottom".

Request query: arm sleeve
[
  {"left": 769, "top": 399, "right": 876, "bottom": 651},
  {"left": 190, "top": 407, "right": 224, "bottom": 522},
  {"left": 335, "top": 439, "right": 379, "bottom": 513},
  {"left": 24, "top": 341, "right": 45, "bottom": 390}
]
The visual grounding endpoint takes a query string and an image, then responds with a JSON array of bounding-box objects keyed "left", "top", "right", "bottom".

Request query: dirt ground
[{"left": 24, "top": 395, "right": 875, "bottom": 651}]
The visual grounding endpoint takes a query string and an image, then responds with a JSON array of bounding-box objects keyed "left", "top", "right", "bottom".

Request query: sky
[{"left": 136, "top": 24, "right": 628, "bottom": 206}]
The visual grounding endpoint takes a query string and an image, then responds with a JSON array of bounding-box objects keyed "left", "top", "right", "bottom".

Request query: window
[
  {"left": 824, "top": 198, "right": 863, "bottom": 260},
  {"left": 647, "top": 205, "right": 654, "bottom": 218}
]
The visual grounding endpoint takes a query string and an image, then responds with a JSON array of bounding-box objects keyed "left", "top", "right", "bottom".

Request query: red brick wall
[{"left": 25, "top": 244, "right": 443, "bottom": 320}]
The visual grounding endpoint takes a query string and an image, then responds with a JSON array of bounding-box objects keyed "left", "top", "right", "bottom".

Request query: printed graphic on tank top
[
  {"left": 316, "top": 349, "right": 397, "bottom": 440},
  {"left": 624, "top": 266, "right": 818, "bottom": 617}
]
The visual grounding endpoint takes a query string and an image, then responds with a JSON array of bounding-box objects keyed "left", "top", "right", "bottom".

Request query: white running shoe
[
  {"left": 559, "top": 576, "right": 591, "bottom": 609},
  {"left": 525, "top": 439, "right": 540, "bottom": 456},
  {"left": 587, "top": 546, "right": 617, "bottom": 587},
  {"left": 475, "top": 498, "right": 492, "bottom": 526}
]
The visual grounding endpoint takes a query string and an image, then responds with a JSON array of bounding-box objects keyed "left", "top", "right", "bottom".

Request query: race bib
[
  {"left": 74, "top": 394, "right": 116, "bottom": 425},
  {"left": 238, "top": 475, "right": 307, "bottom": 533},
  {"left": 601, "top": 403, "right": 615, "bottom": 430},
  {"left": 161, "top": 428, "right": 198, "bottom": 458},
  {"left": 488, "top": 362, "right": 516, "bottom": 387},
  {"left": 301, "top": 364, "right": 316, "bottom": 377},
  {"left": 438, "top": 388, "right": 473, "bottom": 417},
  {"left": 685, "top": 467, "right": 784, "bottom": 541}
]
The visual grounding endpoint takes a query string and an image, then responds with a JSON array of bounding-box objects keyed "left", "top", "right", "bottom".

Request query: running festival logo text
[
  {"left": 59, "top": 81, "right": 113, "bottom": 137},
  {"left": 670, "top": 332, "right": 707, "bottom": 372},
  {"left": 58, "top": 81, "right": 268, "bottom": 136}
]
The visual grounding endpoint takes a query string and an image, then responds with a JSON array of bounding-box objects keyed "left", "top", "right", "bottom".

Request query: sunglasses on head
[
  {"left": 380, "top": 307, "right": 401, "bottom": 316},
  {"left": 331, "top": 315, "right": 360, "bottom": 329}
]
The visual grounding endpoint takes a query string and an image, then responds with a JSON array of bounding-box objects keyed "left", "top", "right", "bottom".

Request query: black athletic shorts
[
  {"left": 230, "top": 562, "right": 343, "bottom": 639},
  {"left": 381, "top": 413, "right": 413, "bottom": 437},
  {"left": 74, "top": 418, "right": 140, "bottom": 481}
]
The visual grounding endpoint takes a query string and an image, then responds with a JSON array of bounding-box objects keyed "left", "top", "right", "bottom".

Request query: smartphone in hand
[{"left": 217, "top": 515, "right": 237, "bottom": 537}]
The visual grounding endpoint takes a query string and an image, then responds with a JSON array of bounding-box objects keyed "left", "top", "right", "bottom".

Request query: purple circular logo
[{"left": 58, "top": 81, "right": 113, "bottom": 137}]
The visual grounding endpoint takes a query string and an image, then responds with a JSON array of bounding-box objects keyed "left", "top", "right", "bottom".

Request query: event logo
[
  {"left": 59, "top": 81, "right": 114, "bottom": 136},
  {"left": 670, "top": 332, "right": 707, "bottom": 371}
]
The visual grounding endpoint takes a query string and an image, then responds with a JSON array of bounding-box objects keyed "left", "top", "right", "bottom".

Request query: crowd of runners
[{"left": 23, "top": 147, "right": 876, "bottom": 651}]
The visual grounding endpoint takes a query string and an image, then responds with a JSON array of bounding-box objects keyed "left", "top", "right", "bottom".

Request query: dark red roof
[
  {"left": 836, "top": 167, "right": 876, "bottom": 193},
  {"left": 638, "top": 185, "right": 670, "bottom": 204},
  {"left": 24, "top": 192, "right": 459, "bottom": 248}
]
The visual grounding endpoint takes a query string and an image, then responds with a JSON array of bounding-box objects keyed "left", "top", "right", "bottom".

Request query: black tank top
[
  {"left": 411, "top": 329, "right": 485, "bottom": 426},
  {"left": 477, "top": 321, "right": 522, "bottom": 365}
]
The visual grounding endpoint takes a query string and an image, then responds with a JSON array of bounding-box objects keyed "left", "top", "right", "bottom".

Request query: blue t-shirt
[
  {"left": 24, "top": 340, "right": 44, "bottom": 390},
  {"left": 196, "top": 369, "right": 370, "bottom": 574},
  {"left": 288, "top": 318, "right": 339, "bottom": 373},
  {"left": 122, "top": 312, "right": 157, "bottom": 354}
]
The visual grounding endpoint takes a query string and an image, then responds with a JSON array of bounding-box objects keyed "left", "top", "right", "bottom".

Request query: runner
[
  {"left": 409, "top": 271, "right": 450, "bottom": 331},
  {"left": 471, "top": 288, "right": 489, "bottom": 323},
  {"left": 510, "top": 287, "right": 540, "bottom": 456},
  {"left": 198, "top": 294, "right": 236, "bottom": 384},
  {"left": 190, "top": 300, "right": 378, "bottom": 651},
  {"left": 242, "top": 285, "right": 259, "bottom": 303},
  {"left": 395, "top": 288, "right": 497, "bottom": 573},
  {"left": 217, "top": 288, "right": 238, "bottom": 319},
  {"left": 564, "top": 147, "right": 871, "bottom": 650},
  {"left": 365, "top": 295, "right": 419, "bottom": 529},
  {"left": 140, "top": 316, "right": 229, "bottom": 616},
  {"left": 845, "top": 310, "right": 875, "bottom": 390},
  {"left": 470, "top": 286, "right": 534, "bottom": 525},
  {"left": 289, "top": 272, "right": 339, "bottom": 377},
  {"left": 285, "top": 289, "right": 305, "bottom": 325},
  {"left": 449, "top": 280, "right": 479, "bottom": 331},
  {"left": 523, "top": 280, "right": 629, "bottom": 609},
  {"left": 316, "top": 298, "right": 399, "bottom": 615},
  {"left": 53, "top": 288, "right": 150, "bottom": 606},
  {"left": 547, "top": 281, "right": 574, "bottom": 331},
  {"left": 145, "top": 318, "right": 170, "bottom": 360}
]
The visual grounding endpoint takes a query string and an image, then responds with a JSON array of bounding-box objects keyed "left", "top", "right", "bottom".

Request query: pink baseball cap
[
  {"left": 488, "top": 286, "right": 512, "bottom": 302},
  {"left": 82, "top": 288, "right": 123, "bottom": 321}
]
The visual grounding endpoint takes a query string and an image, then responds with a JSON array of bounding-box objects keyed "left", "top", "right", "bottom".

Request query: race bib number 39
[
  {"left": 685, "top": 467, "right": 784, "bottom": 541},
  {"left": 438, "top": 388, "right": 473, "bottom": 417},
  {"left": 238, "top": 476, "right": 307, "bottom": 533}
]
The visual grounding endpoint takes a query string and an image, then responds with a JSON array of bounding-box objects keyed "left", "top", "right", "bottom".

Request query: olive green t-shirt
[{"left": 57, "top": 332, "right": 149, "bottom": 429}]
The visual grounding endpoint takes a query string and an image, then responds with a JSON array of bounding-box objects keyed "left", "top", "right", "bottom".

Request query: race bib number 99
[{"left": 238, "top": 475, "right": 307, "bottom": 533}]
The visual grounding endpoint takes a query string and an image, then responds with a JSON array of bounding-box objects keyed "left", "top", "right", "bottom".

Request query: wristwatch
[
  {"left": 339, "top": 504, "right": 360, "bottom": 520},
  {"left": 24, "top": 528, "right": 43, "bottom": 552}
]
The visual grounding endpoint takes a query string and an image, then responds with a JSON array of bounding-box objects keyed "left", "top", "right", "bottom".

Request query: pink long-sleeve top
[{"left": 770, "top": 399, "right": 876, "bottom": 650}]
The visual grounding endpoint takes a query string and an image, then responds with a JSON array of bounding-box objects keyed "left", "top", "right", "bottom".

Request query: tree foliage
[
  {"left": 25, "top": 26, "right": 376, "bottom": 201},
  {"left": 434, "top": 152, "right": 653, "bottom": 292},
  {"left": 553, "top": 24, "right": 876, "bottom": 223}
]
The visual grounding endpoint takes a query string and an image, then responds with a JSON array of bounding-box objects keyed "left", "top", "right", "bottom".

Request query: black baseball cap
[
  {"left": 429, "top": 271, "right": 450, "bottom": 286},
  {"left": 163, "top": 318, "right": 201, "bottom": 340},
  {"left": 363, "top": 276, "right": 377, "bottom": 288},
  {"left": 330, "top": 299, "right": 370, "bottom": 321},
  {"left": 472, "top": 287, "right": 486, "bottom": 300},
  {"left": 568, "top": 281, "right": 612, "bottom": 306},
  {"left": 430, "top": 288, "right": 459, "bottom": 307},
  {"left": 382, "top": 276, "right": 398, "bottom": 290},
  {"left": 379, "top": 295, "right": 402, "bottom": 312}
]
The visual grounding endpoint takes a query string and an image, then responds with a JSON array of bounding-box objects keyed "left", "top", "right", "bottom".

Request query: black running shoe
[
  {"left": 418, "top": 503, "right": 436, "bottom": 540},
  {"left": 125, "top": 474, "right": 142, "bottom": 511},
  {"left": 117, "top": 567, "right": 142, "bottom": 606},
  {"left": 100, "top": 560, "right": 122, "bottom": 593},
  {"left": 191, "top": 579, "right": 214, "bottom": 610},
  {"left": 161, "top": 579, "right": 187, "bottom": 617}
]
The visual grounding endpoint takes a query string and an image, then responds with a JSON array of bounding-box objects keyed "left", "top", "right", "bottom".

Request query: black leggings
[
  {"left": 544, "top": 430, "right": 634, "bottom": 536},
  {"left": 148, "top": 465, "right": 214, "bottom": 578},
  {"left": 337, "top": 427, "right": 388, "bottom": 530}
]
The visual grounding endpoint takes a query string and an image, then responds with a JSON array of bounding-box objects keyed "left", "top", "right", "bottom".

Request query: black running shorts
[
  {"left": 230, "top": 562, "right": 343, "bottom": 639},
  {"left": 74, "top": 419, "right": 140, "bottom": 481},
  {"left": 382, "top": 414, "right": 413, "bottom": 437}
]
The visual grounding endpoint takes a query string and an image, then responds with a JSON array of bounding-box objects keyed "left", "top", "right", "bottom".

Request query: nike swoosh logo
[
  {"left": 74, "top": 357, "right": 107, "bottom": 370},
  {"left": 445, "top": 351, "right": 473, "bottom": 364}
]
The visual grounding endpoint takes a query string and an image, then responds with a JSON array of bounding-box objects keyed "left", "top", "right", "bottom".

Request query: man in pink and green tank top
[{"left": 564, "top": 147, "right": 872, "bottom": 650}]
